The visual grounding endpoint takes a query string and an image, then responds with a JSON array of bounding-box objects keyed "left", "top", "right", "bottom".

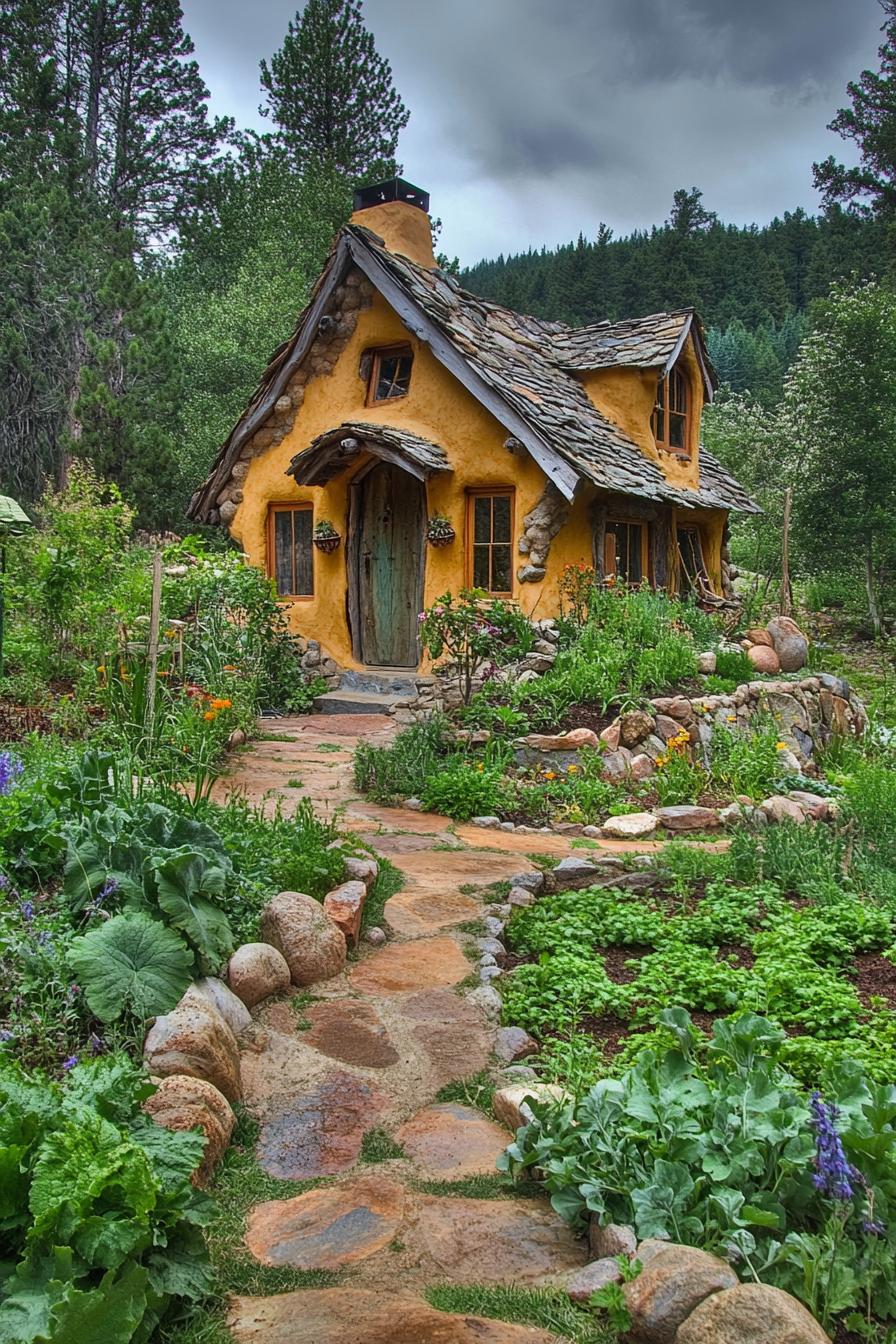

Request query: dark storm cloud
[{"left": 181, "top": 0, "right": 886, "bottom": 264}]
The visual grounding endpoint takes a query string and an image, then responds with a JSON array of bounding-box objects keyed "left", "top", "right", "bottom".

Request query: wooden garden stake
[
  {"left": 780, "top": 486, "right": 793, "bottom": 616},
  {"left": 146, "top": 551, "right": 162, "bottom": 738}
]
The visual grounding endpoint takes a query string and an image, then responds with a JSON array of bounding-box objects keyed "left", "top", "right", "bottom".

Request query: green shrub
[
  {"left": 714, "top": 648, "right": 754, "bottom": 682},
  {"left": 353, "top": 715, "right": 450, "bottom": 804},
  {"left": 420, "top": 761, "right": 508, "bottom": 822},
  {"left": 709, "top": 721, "right": 786, "bottom": 800}
]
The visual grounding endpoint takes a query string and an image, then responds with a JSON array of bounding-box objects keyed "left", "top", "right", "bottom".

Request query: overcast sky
[{"left": 181, "top": 0, "right": 884, "bottom": 267}]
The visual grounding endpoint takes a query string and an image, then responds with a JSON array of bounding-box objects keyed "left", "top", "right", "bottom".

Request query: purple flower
[
  {"left": 863, "top": 1217, "right": 886, "bottom": 1237},
  {"left": 0, "top": 753, "right": 24, "bottom": 797},
  {"left": 88, "top": 1033, "right": 105, "bottom": 1056},
  {"left": 0, "top": 872, "right": 10, "bottom": 891},
  {"left": 0, "top": 1029, "right": 13, "bottom": 1043},
  {"left": 37, "top": 930, "right": 53, "bottom": 948},
  {"left": 61, "top": 1055, "right": 78, "bottom": 1071},
  {"left": 19, "top": 900, "right": 34, "bottom": 924},
  {"left": 98, "top": 878, "right": 118, "bottom": 902},
  {"left": 810, "top": 1092, "right": 858, "bottom": 1202},
  {"left": 65, "top": 983, "right": 79, "bottom": 1002}
]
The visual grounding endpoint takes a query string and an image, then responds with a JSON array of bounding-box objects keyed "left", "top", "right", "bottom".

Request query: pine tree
[
  {"left": 813, "top": 0, "right": 896, "bottom": 221},
  {"left": 260, "top": 0, "right": 409, "bottom": 182},
  {"left": 63, "top": 0, "right": 230, "bottom": 242},
  {"left": 74, "top": 226, "right": 179, "bottom": 526}
]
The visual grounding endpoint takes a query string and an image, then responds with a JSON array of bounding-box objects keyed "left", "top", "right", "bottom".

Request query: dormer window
[
  {"left": 367, "top": 345, "right": 413, "bottom": 404},
  {"left": 652, "top": 365, "right": 689, "bottom": 455}
]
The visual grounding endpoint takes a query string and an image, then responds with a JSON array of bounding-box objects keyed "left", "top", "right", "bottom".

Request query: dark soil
[
  {"left": 716, "top": 943, "right": 756, "bottom": 970},
  {"left": 558, "top": 703, "right": 618, "bottom": 736},
  {"left": 852, "top": 952, "right": 896, "bottom": 1011},
  {"left": 595, "top": 945, "right": 649, "bottom": 984},
  {"left": 574, "top": 1011, "right": 638, "bottom": 1058}
]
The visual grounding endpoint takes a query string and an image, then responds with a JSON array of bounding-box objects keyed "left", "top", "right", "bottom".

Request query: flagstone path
[{"left": 216, "top": 713, "right": 665, "bottom": 1343}]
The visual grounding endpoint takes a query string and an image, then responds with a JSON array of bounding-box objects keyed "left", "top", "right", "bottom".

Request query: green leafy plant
[
  {"left": 68, "top": 914, "right": 194, "bottom": 1024},
  {"left": 0, "top": 1054, "right": 213, "bottom": 1341}
]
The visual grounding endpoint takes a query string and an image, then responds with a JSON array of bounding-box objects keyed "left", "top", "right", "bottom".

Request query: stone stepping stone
[
  {"left": 302, "top": 1000, "right": 399, "bottom": 1069},
  {"left": 415, "top": 1195, "right": 586, "bottom": 1283},
  {"left": 257, "top": 1071, "right": 388, "bottom": 1178},
  {"left": 391, "top": 848, "right": 535, "bottom": 892},
  {"left": 384, "top": 887, "right": 481, "bottom": 937},
  {"left": 399, "top": 989, "right": 492, "bottom": 1087},
  {"left": 395, "top": 1102, "right": 509, "bottom": 1177},
  {"left": 245, "top": 1174, "right": 406, "bottom": 1268},
  {"left": 349, "top": 936, "right": 470, "bottom": 995},
  {"left": 227, "top": 1288, "right": 558, "bottom": 1343}
]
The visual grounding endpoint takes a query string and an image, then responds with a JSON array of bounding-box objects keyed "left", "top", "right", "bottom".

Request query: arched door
[{"left": 350, "top": 461, "right": 425, "bottom": 667}]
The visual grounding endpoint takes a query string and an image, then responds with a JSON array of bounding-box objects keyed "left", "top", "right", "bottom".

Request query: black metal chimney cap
[{"left": 352, "top": 178, "right": 429, "bottom": 214}]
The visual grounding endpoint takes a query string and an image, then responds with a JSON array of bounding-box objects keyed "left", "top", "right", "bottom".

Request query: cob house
[{"left": 189, "top": 178, "right": 757, "bottom": 691}]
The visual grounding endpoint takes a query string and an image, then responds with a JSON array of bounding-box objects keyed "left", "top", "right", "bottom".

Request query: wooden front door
[{"left": 354, "top": 462, "right": 425, "bottom": 667}]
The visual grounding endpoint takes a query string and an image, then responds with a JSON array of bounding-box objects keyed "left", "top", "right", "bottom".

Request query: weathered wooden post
[
  {"left": 780, "top": 486, "right": 793, "bottom": 617},
  {"left": 145, "top": 551, "right": 163, "bottom": 739}
]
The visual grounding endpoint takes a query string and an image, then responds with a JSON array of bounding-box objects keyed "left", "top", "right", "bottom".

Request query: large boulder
[
  {"left": 747, "top": 644, "right": 781, "bottom": 675},
  {"left": 564, "top": 1258, "right": 622, "bottom": 1303},
  {"left": 190, "top": 977, "right": 252, "bottom": 1035},
  {"left": 766, "top": 616, "right": 809, "bottom": 673},
  {"left": 746, "top": 628, "right": 774, "bottom": 648},
  {"left": 143, "top": 995, "right": 241, "bottom": 1101},
  {"left": 260, "top": 890, "right": 347, "bottom": 986},
  {"left": 760, "top": 795, "right": 808, "bottom": 825},
  {"left": 227, "top": 942, "right": 291, "bottom": 1008},
  {"left": 143, "top": 1074, "right": 234, "bottom": 1185},
  {"left": 676, "top": 1281, "right": 830, "bottom": 1343},
  {"left": 549, "top": 856, "right": 603, "bottom": 890},
  {"left": 624, "top": 1240, "right": 737, "bottom": 1343}
]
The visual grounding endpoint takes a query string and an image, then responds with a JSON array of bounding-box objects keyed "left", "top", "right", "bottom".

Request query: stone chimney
[{"left": 350, "top": 178, "right": 435, "bottom": 267}]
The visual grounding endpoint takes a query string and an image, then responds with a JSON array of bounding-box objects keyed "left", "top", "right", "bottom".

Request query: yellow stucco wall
[
  {"left": 228, "top": 287, "right": 726, "bottom": 671},
  {"left": 578, "top": 334, "right": 705, "bottom": 492}
]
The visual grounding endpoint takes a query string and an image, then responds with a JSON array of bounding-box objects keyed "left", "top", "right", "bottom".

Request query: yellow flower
[
  {"left": 656, "top": 756, "right": 668, "bottom": 767},
  {"left": 775, "top": 741, "right": 787, "bottom": 750},
  {"left": 544, "top": 770, "right": 556, "bottom": 780},
  {"left": 726, "top": 715, "right": 736, "bottom": 722},
  {"left": 566, "top": 764, "right": 578, "bottom": 773},
  {"left": 97, "top": 665, "right": 106, "bottom": 674},
  {"left": 164, "top": 628, "right": 176, "bottom": 639},
  {"left": 475, "top": 762, "right": 484, "bottom": 772}
]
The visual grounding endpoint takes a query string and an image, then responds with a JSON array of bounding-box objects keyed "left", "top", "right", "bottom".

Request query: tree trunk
[
  {"left": 84, "top": 0, "right": 108, "bottom": 188},
  {"left": 865, "top": 541, "right": 882, "bottom": 638}
]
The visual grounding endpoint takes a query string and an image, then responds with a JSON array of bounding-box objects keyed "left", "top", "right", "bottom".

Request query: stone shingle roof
[
  {"left": 188, "top": 222, "right": 757, "bottom": 522},
  {"left": 288, "top": 421, "right": 450, "bottom": 486},
  {"left": 551, "top": 310, "right": 717, "bottom": 383}
]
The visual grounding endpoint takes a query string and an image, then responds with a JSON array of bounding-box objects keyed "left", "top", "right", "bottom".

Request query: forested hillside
[{"left": 462, "top": 196, "right": 884, "bottom": 404}]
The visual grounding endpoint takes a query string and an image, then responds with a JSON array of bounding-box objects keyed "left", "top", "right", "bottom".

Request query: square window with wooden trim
[
  {"left": 268, "top": 504, "right": 314, "bottom": 597},
  {"left": 366, "top": 344, "right": 413, "bottom": 404},
  {"left": 467, "top": 490, "right": 513, "bottom": 595},
  {"left": 652, "top": 365, "right": 689, "bottom": 455},
  {"left": 604, "top": 519, "right": 647, "bottom": 584}
]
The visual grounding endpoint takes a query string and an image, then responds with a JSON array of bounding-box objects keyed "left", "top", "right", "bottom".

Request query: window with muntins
[
  {"left": 652, "top": 365, "right": 689, "bottom": 454},
  {"left": 269, "top": 504, "right": 313, "bottom": 597},
  {"left": 468, "top": 490, "right": 513, "bottom": 595},
  {"left": 368, "top": 345, "right": 413, "bottom": 403}
]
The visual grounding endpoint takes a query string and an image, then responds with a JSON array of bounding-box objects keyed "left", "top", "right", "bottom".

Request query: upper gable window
[
  {"left": 367, "top": 345, "right": 413, "bottom": 404},
  {"left": 652, "top": 365, "right": 689, "bottom": 455}
]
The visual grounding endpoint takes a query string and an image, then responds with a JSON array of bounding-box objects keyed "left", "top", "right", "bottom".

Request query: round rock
[
  {"left": 624, "top": 1240, "right": 738, "bottom": 1343},
  {"left": 676, "top": 1281, "right": 830, "bottom": 1343},
  {"left": 260, "top": 890, "right": 347, "bottom": 986},
  {"left": 227, "top": 943, "right": 291, "bottom": 1008},
  {"left": 143, "top": 1074, "right": 234, "bottom": 1185}
]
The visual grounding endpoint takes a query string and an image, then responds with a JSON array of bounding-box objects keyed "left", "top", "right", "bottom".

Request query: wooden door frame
[{"left": 346, "top": 458, "right": 426, "bottom": 666}]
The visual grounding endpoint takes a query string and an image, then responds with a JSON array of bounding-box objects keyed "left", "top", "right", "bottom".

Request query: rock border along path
[{"left": 216, "top": 714, "right": 665, "bottom": 1343}]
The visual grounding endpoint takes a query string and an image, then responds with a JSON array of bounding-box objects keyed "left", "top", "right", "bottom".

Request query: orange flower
[
  {"left": 543, "top": 770, "right": 556, "bottom": 780},
  {"left": 211, "top": 698, "right": 232, "bottom": 710},
  {"left": 223, "top": 665, "right": 238, "bottom": 673},
  {"left": 203, "top": 710, "right": 217, "bottom": 721}
]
